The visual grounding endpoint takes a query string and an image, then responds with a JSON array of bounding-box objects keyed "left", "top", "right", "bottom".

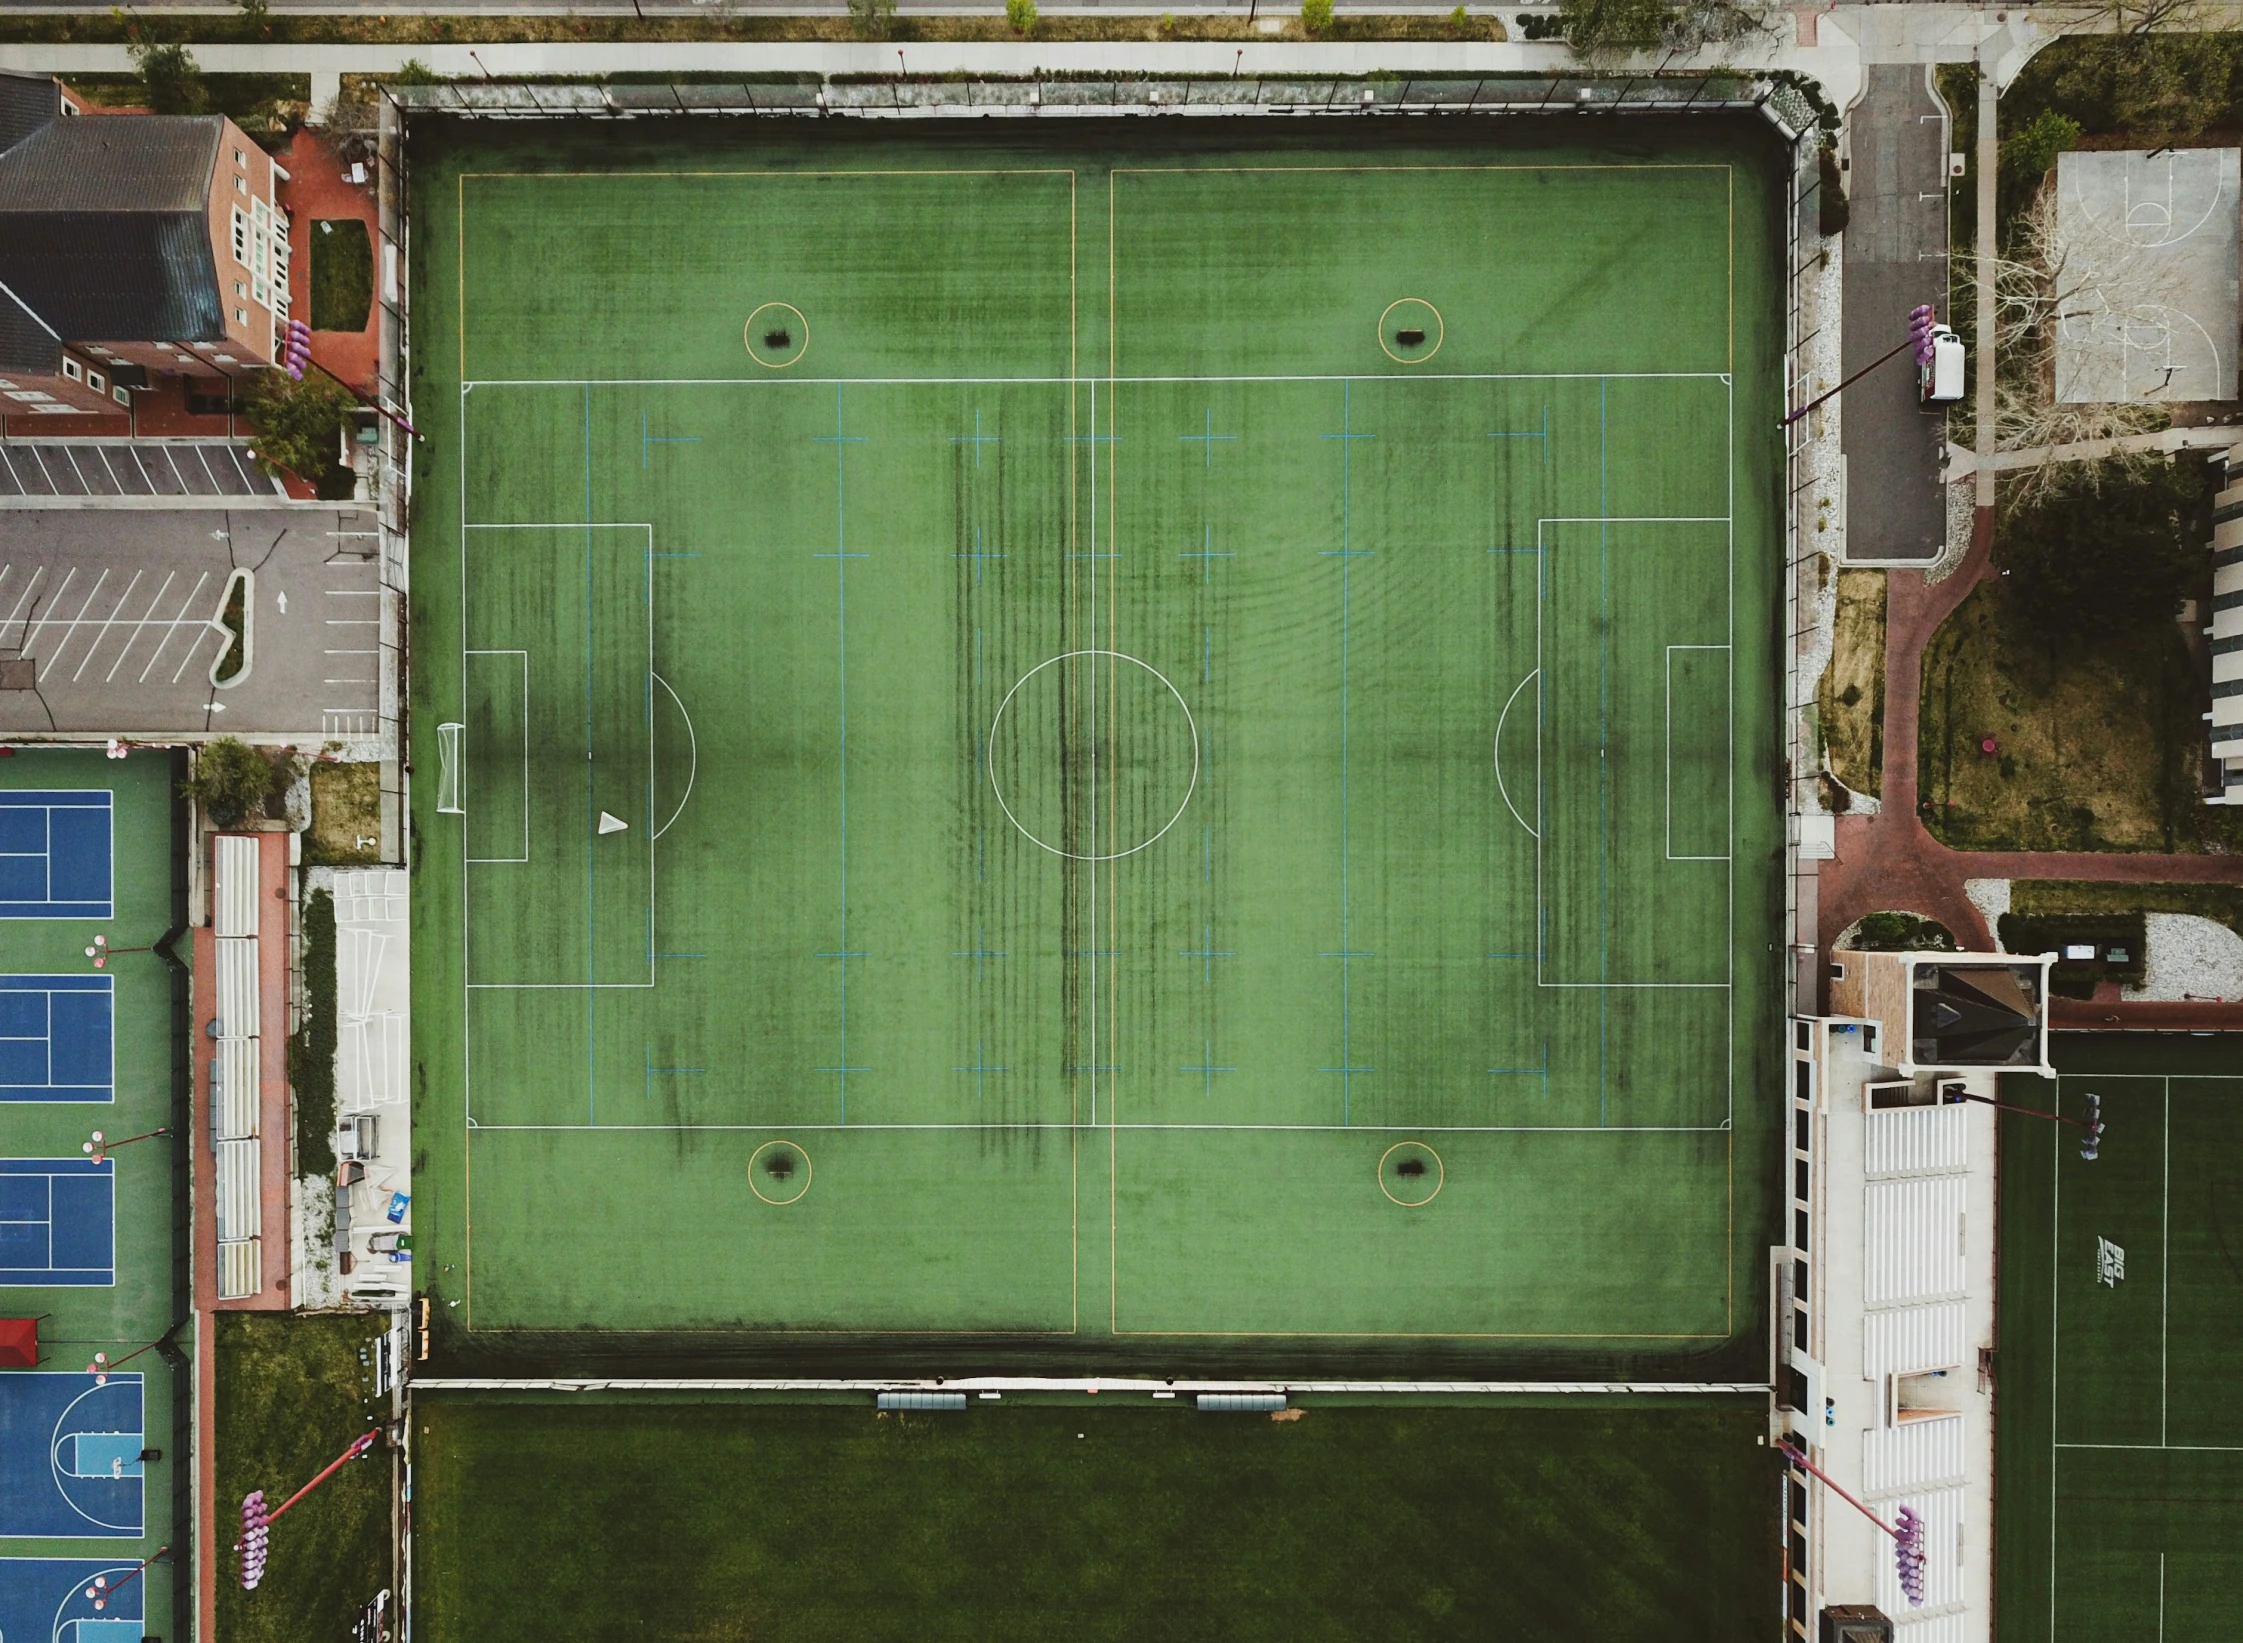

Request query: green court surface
[
  {"left": 411, "top": 1393, "right": 1778, "bottom": 1642},
  {"left": 1995, "top": 1038, "right": 2243, "bottom": 1642},
  {"left": 409, "top": 119, "right": 1786, "bottom": 1366},
  {"left": 0, "top": 748, "right": 186, "bottom": 1633}
]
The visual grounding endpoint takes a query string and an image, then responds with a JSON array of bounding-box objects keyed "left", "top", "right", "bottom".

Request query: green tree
[
  {"left": 244, "top": 369, "right": 357, "bottom": 498},
  {"left": 2000, "top": 457, "right": 2208, "bottom": 641},
  {"left": 848, "top": 0, "right": 897, "bottom": 38},
  {"left": 1557, "top": 0, "right": 1669, "bottom": 52},
  {"left": 1300, "top": 0, "right": 1333, "bottom": 31},
  {"left": 182, "top": 737, "right": 285, "bottom": 828},
  {"left": 1999, "top": 108, "right": 2080, "bottom": 195},
  {"left": 128, "top": 38, "right": 208, "bottom": 114},
  {"left": 1005, "top": 0, "right": 1037, "bottom": 33},
  {"left": 237, "top": 0, "right": 271, "bottom": 34}
]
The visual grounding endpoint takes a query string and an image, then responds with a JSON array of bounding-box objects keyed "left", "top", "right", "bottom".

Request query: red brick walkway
[{"left": 1819, "top": 508, "right": 2243, "bottom": 1029}]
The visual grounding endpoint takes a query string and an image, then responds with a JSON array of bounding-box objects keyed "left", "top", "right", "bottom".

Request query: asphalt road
[{"left": 1840, "top": 61, "right": 1952, "bottom": 564}]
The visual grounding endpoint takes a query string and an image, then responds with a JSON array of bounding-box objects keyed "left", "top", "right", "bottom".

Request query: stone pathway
[{"left": 1818, "top": 516, "right": 2243, "bottom": 1026}]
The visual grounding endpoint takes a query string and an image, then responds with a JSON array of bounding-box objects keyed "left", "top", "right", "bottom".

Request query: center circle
[
  {"left": 1378, "top": 1141, "right": 1444, "bottom": 1207},
  {"left": 987, "top": 650, "right": 1199, "bottom": 863},
  {"left": 748, "top": 1139, "right": 812, "bottom": 1205}
]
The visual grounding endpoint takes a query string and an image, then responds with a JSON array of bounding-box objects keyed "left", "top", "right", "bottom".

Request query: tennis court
[
  {"left": 0, "top": 791, "right": 113, "bottom": 920},
  {"left": 0, "top": 975, "right": 113, "bottom": 1103},
  {"left": 1995, "top": 1040, "right": 2243, "bottom": 1640},
  {"left": 410, "top": 120, "right": 1784, "bottom": 1359},
  {"left": 0, "top": 1158, "right": 114, "bottom": 1287}
]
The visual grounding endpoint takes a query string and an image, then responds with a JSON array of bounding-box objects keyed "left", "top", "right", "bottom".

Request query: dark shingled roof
[
  {"left": 0, "top": 115, "right": 224, "bottom": 343},
  {"left": 0, "top": 71, "right": 64, "bottom": 158},
  {"left": 0, "top": 275, "right": 63, "bottom": 377}
]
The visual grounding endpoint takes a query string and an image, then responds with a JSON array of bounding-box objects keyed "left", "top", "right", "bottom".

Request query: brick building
[{"left": 0, "top": 70, "right": 290, "bottom": 421}]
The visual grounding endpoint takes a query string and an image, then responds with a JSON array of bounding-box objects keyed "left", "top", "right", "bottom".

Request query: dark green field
[
  {"left": 412, "top": 1395, "right": 1777, "bottom": 1642},
  {"left": 1996, "top": 1037, "right": 2243, "bottom": 1641},
  {"left": 409, "top": 118, "right": 1786, "bottom": 1364}
]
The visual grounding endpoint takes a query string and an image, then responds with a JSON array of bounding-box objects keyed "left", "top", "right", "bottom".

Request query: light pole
[
  {"left": 84, "top": 1128, "right": 171, "bottom": 1164},
  {"left": 84, "top": 934, "right": 157, "bottom": 969},
  {"left": 1942, "top": 1088, "right": 2104, "bottom": 1160}
]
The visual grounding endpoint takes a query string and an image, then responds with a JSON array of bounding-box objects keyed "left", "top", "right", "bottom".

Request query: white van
[{"left": 1920, "top": 325, "right": 1966, "bottom": 404}]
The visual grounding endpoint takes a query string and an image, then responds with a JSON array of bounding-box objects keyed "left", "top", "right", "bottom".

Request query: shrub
[
  {"left": 181, "top": 737, "right": 285, "bottom": 828},
  {"left": 1557, "top": 0, "right": 1671, "bottom": 52},
  {"left": 1851, "top": 912, "right": 1957, "bottom": 952},
  {"left": 1450, "top": 4, "right": 1470, "bottom": 31},
  {"left": 1817, "top": 146, "right": 1849, "bottom": 238},
  {"left": 128, "top": 39, "right": 207, "bottom": 114},
  {"left": 1301, "top": 0, "right": 1334, "bottom": 33},
  {"left": 243, "top": 368, "right": 357, "bottom": 497},
  {"left": 1999, "top": 107, "right": 2080, "bottom": 196},
  {"left": 2000, "top": 457, "right": 2209, "bottom": 643},
  {"left": 290, "top": 889, "right": 339, "bottom": 1176},
  {"left": 1006, "top": 0, "right": 1037, "bottom": 33},
  {"left": 848, "top": 0, "right": 897, "bottom": 37}
]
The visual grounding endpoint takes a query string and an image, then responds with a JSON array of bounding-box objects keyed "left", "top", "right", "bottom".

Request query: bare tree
[{"left": 1971, "top": 183, "right": 2193, "bottom": 501}]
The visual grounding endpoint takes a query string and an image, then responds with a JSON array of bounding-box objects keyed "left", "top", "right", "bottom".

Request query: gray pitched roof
[
  {"left": 0, "top": 71, "right": 64, "bottom": 158},
  {"left": 0, "top": 114, "right": 225, "bottom": 342},
  {"left": 0, "top": 274, "right": 63, "bottom": 377}
]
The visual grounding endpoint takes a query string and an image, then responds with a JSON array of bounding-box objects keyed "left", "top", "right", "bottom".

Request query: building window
[
  {"left": 235, "top": 281, "right": 247, "bottom": 298},
  {"left": 235, "top": 309, "right": 249, "bottom": 325},
  {"left": 86, "top": 370, "right": 104, "bottom": 393},
  {"left": 232, "top": 207, "right": 249, "bottom": 264},
  {"left": 112, "top": 385, "right": 130, "bottom": 405},
  {"left": 235, "top": 148, "right": 246, "bottom": 166},
  {"left": 60, "top": 357, "right": 81, "bottom": 381},
  {"left": 235, "top": 173, "right": 248, "bottom": 193}
]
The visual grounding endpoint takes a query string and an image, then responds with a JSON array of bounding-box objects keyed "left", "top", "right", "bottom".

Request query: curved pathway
[{"left": 1819, "top": 509, "right": 2243, "bottom": 1027}]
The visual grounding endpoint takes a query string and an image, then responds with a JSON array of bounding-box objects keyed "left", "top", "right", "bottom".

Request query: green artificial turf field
[
  {"left": 409, "top": 118, "right": 1785, "bottom": 1366},
  {"left": 1996, "top": 1038, "right": 2243, "bottom": 1641},
  {"left": 411, "top": 1393, "right": 1777, "bottom": 1642}
]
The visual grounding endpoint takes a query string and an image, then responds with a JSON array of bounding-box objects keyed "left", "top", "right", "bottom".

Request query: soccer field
[
  {"left": 408, "top": 119, "right": 1786, "bottom": 1363},
  {"left": 410, "top": 1393, "right": 1778, "bottom": 1643},
  {"left": 1995, "top": 1039, "right": 2243, "bottom": 1640}
]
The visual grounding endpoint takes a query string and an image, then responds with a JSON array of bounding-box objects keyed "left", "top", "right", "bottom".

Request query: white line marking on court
[
  {"left": 2163, "top": 1076, "right": 2171, "bottom": 1447},
  {"left": 461, "top": 371, "right": 1736, "bottom": 389},
  {"left": 1493, "top": 669, "right": 1539, "bottom": 839},
  {"left": 987, "top": 649, "right": 1199, "bottom": 863},
  {"left": 651, "top": 670, "right": 695, "bottom": 842},
  {"left": 463, "top": 1121, "right": 1739, "bottom": 1134}
]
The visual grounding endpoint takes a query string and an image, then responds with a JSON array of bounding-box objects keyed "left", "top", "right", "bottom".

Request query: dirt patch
[
  {"left": 305, "top": 760, "right": 382, "bottom": 866},
  {"left": 1917, "top": 580, "right": 2233, "bottom": 851},
  {"left": 1817, "top": 568, "right": 1886, "bottom": 798}
]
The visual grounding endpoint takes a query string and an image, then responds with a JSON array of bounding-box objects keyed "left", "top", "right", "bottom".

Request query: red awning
[{"left": 0, "top": 1318, "right": 36, "bottom": 1368}]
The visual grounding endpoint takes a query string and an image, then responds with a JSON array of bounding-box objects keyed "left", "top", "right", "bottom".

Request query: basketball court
[
  {"left": 0, "top": 1557, "right": 147, "bottom": 1643},
  {"left": 0, "top": 1372, "right": 145, "bottom": 1539},
  {"left": 410, "top": 121, "right": 1785, "bottom": 1358}
]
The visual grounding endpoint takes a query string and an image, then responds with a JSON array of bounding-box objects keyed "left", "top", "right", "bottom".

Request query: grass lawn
[
  {"left": 306, "top": 759, "right": 383, "bottom": 866},
  {"left": 1817, "top": 565, "right": 1885, "bottom": 800},
  {"left": 2012, "top": 878, "right": 2243, "bottom": 942},
  {"left": 1917, "top": 580, "right": 2237, "bottom": 851},
  {"left": 311, "top": 219, "right": 374, "bottom": 333},
  {"left": 215, "top": 1313, "right": 393, "bottom": 1643},
  {"left": 413, "top": 1396, "right": 1777, "bottom": 1643}
]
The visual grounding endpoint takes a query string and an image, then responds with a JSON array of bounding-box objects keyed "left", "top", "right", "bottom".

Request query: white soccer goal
[{"left": 436, "top": 721, "right": 464, "bottom": 814}]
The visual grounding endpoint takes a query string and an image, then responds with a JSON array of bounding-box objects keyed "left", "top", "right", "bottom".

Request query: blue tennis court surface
[
  {"left": 0, "top": 791, "right": 113, "bottom": 920},
  {"left": 0, "top": 1558, "right": 145, "bottom": 1641},
  {"left": 0, "top": 1160, "right": 114, "bottom": 1286},
  {"left": 0, "top": 1373, "right": 144, "bottom": 1537},
  {"left": 0, "top": 976, "right": 113, "bottom": 1102}
]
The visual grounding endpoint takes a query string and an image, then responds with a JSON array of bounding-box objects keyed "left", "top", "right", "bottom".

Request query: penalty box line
[
  {"left": 1530, "top": 515, "right": 1735, "bottom": 996},
  {"left": 459, "top": 371, "right": 1739, "bottom": 389},
  {"left": 459, "top": 521, "right": 662, "bottom": 993}
]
